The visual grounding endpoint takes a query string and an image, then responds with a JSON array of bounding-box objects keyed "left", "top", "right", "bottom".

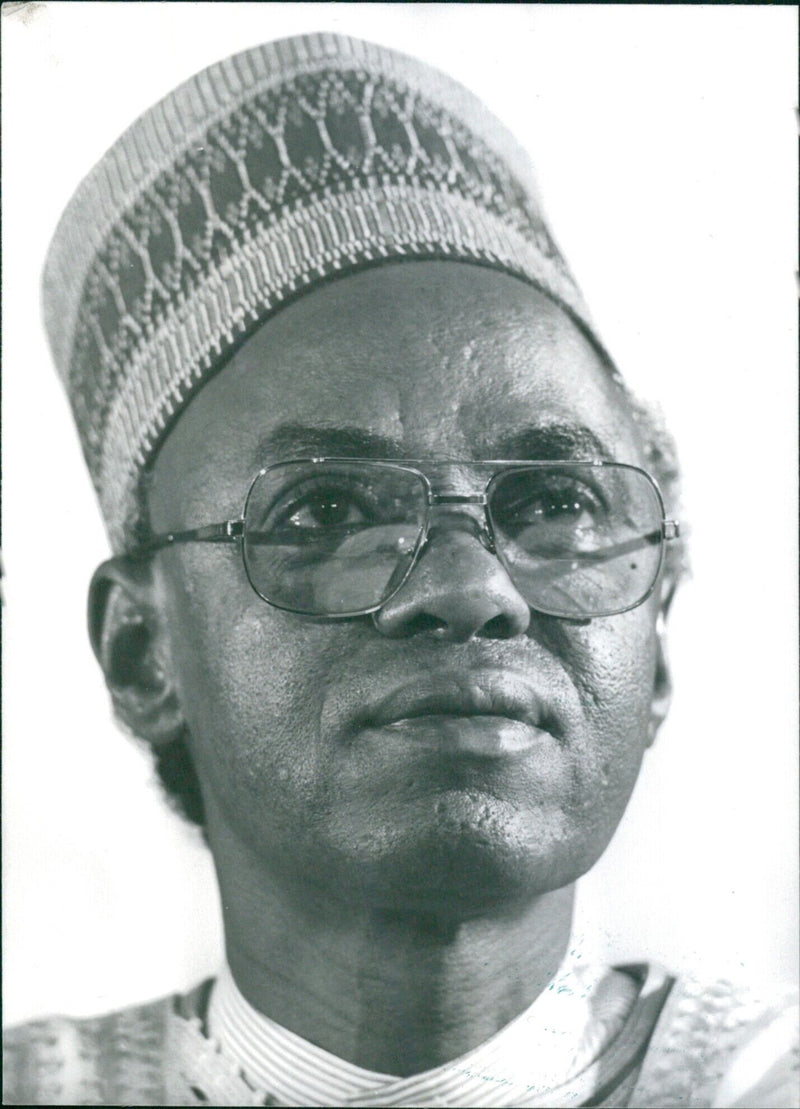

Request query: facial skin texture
[{"left": 100, "top": 262, "right": 672, "bottom": 1071}]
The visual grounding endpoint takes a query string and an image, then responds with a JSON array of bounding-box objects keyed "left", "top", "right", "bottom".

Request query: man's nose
[{"left": 373, "top": 512, "right": 531, "bottom": 642}]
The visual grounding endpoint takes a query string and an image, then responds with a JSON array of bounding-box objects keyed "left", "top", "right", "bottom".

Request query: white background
[{"left": 3, "top": 3, "right": 798, "bottom": 1026}]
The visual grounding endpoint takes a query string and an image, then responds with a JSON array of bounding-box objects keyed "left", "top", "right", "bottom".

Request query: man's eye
[
  {"left": 284, "top": 488, "right": 371, "bottom": 529},
  {"left": 491, "top": 477, "right": 613, "bottom": 557},
  {"left": 514, "top": 494, "right": 599, "bottom": 526},
  {"left": 497, "top": 482, "right": 604, "bottom": 527}
]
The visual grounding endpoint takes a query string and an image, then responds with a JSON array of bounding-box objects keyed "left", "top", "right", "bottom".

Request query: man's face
[{"left": 148, "top": 262, "right": 663, "bottom": 915}]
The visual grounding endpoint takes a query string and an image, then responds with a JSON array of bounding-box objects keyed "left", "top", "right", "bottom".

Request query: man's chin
[{"left": 323, "top": 791, "right": 594, "bottom": 917}]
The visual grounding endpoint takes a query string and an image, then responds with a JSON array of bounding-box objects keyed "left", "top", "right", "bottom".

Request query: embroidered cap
[{"left": 43, "top": 32, "right": 608, "bottom": 551}]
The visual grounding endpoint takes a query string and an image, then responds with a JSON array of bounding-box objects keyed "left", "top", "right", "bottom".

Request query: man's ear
[
  {"left": 88, "top": 558, "right": 184, "bottom": 747},
  {"left": 648, "top": 573, "right": 678, "bottom": 747}
]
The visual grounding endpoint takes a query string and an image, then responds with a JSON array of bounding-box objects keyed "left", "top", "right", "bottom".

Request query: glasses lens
[
  {"left": 488, "top": 464, "right": 664, "bottom": 617},
  {"left": 243, "top": 461, "right": 428, "bottom": 615}
]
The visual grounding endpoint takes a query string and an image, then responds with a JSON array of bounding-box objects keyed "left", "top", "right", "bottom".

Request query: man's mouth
[{"left": 357, "top": 670, "right": 560, "bottom": 756}]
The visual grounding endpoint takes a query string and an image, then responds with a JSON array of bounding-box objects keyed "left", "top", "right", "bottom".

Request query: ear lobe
[{"left": 88, "top": 558, "right": 184, "bottom": 748}]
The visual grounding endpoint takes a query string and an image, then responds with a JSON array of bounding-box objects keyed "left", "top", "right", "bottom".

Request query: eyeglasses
[{"left": 129, "top": 458, "right": 680, "bottom": 619}]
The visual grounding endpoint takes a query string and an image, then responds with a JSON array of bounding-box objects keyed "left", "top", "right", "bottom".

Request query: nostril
[
  {"left": 406, "top": 613, "right": 448, "bottom": 637},
  {"left": 478, "top": 613, "right": 518, "bottom": 640}
]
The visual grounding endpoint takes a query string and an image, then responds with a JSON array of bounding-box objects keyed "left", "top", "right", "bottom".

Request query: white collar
[{"left": 206, "top": 955, "right": 641, "bottom": 1107}]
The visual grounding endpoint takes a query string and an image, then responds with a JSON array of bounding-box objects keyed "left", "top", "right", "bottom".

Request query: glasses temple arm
[
  {"left": 556, "top": 526, "right": 673, "bottom": 565},
  {"left": 128, "top": 521, "right": 678, "bottom": 564},
  {"left": 505, "top": 525, "right": 676, "bottom": 583},
  {"left": 129, "top": 520, "right": 244, "bottom": 557}
]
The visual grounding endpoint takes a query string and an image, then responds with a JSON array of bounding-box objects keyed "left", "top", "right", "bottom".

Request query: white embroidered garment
[
  {"left": 6, "top": 964, "right": 795, "bottom": 1104},
  {"left": 206, "top": 958, "right": 644, "bottom": 1107}
]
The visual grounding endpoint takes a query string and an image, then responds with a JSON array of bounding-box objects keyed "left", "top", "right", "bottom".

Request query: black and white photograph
[{"left": 3, "top": 4, "right": 798, "bottom": 1106}]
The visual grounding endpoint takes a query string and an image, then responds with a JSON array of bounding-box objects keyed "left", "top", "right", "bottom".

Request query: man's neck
[{"left": 214, "top": 840, "right": 574, "bottom": 1075}]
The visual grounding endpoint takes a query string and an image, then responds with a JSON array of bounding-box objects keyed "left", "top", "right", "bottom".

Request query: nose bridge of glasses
[
  {"left": 420, "top": 466, "right": 496, "bottom": 552},
  {"left": 428, "top": 491, "right": 488, "bottom": 507},
  {"left": 424, "top": 495, "right": 496, "bottom": 554}
]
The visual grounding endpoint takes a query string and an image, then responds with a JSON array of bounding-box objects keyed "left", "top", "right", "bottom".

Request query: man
[{"left": 4, "top": 30, "right": 797, "bottom": 1108}]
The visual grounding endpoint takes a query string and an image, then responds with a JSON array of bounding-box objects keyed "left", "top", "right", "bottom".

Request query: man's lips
[{"left": 358, "top": 670, "right": 559, "bottom": 738}]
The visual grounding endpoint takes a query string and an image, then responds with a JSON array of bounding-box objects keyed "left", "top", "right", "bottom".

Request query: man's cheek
[
  {"left": 561, "top": 622, "right": 657, "bottom": 779},
  {"left": 160, "top": 566, "right": 301, "bottom": 714},
  {"left": 565, "top": 613, "right": 658, "bottom": 715},
  {"left": 161, "top": 585, "right": 340, "bottom": 805}
]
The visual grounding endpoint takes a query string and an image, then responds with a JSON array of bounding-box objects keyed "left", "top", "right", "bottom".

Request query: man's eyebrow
[
  {"left": 490, "top": 424, "right": 614, "bottom": 461},
  {"left": 254, "top": 425, "right": 405, "bottom": 465},
  {"left": 255, "top": 423, "right": 614, "bottom": 465}
]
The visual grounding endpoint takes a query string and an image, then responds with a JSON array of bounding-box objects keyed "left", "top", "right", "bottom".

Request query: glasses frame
[{"left": 128, "top": 457, "right": 680, "bottom": 619}]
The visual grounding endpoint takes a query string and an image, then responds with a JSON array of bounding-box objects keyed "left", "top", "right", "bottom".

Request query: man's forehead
[
  {"left": 227, "top": 262, "right": 578, "bottom": 361},
  {"left": 214, "top": 264, "right": 608, "bottom": 392},
  {"left": 149, "top": 264, "right": 641, "bottom": 526},
  {"left": 214, "top": 266, "right": 630, "bottom": 456}
]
